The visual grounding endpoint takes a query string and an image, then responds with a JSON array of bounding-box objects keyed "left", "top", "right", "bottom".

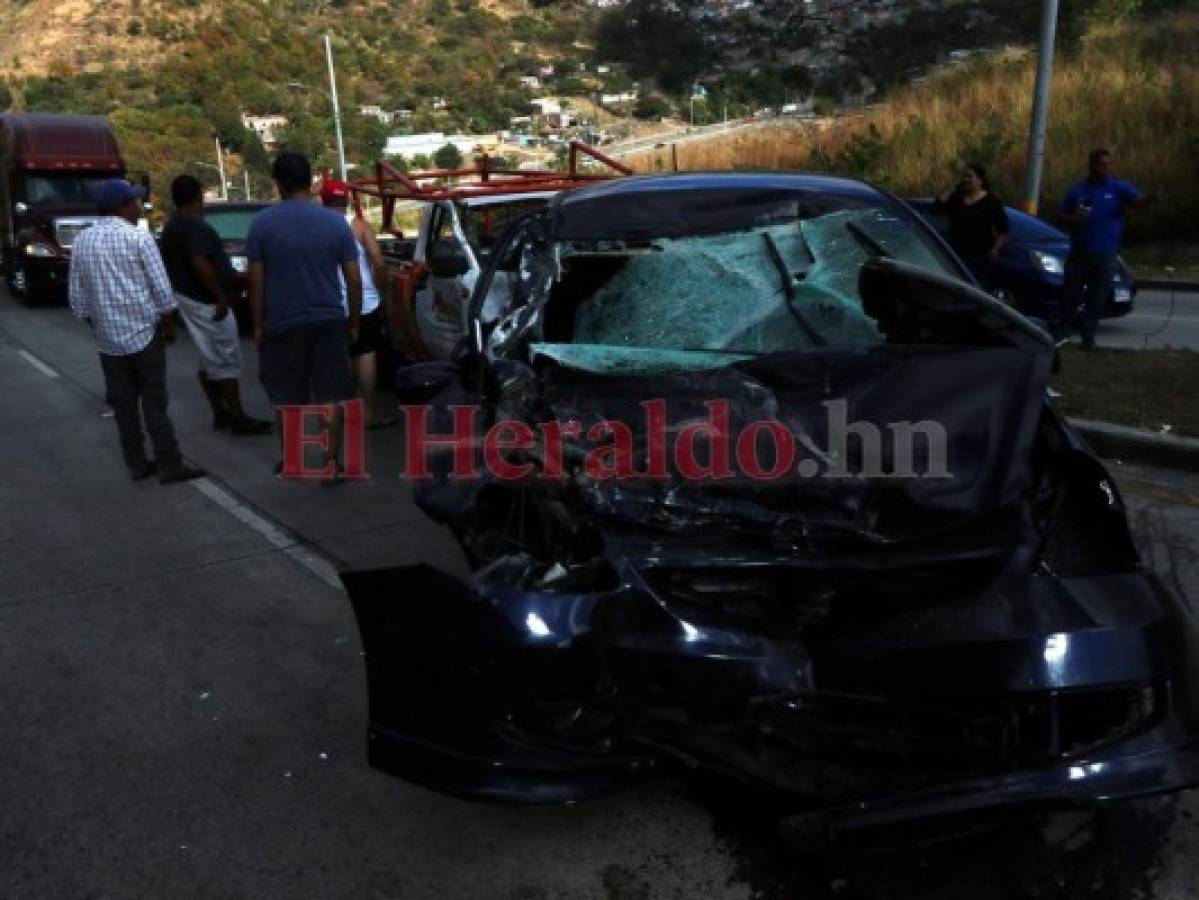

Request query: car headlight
[
  {"left": 1031, "top": 250, "right": 1065, "bottom": 275},
  {"left": 230, "top": 255, "right": 248, "bottom": 274},
  {"left": 23, "top": 242, "right": 57, "bottom": 258}
]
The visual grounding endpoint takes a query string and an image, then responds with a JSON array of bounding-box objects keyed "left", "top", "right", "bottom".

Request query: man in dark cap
[{"left": 68, "top": 178, "right": 204, "bottom": 483}]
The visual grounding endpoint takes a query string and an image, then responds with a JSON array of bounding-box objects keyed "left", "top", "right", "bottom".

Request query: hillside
[
  {"left": 627, "top": 6, "right": 1199, "bottom": 244},
  {"left": 0, "top": 0, "right": 599, "bottom": 197}
]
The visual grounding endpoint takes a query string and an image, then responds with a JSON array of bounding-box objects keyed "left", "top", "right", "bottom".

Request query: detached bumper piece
[{"left": 344, "top": 559, "right": 1199, "bottom": 826}]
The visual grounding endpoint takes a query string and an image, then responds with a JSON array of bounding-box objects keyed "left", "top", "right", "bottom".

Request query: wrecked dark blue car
[{"left": 343, "top": 174, "right": 1199, "bottom": 831}]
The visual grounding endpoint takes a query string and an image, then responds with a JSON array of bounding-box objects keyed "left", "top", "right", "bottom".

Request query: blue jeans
[{"left": 1064, "top": 251, "right": 1118, "bottom": 343}]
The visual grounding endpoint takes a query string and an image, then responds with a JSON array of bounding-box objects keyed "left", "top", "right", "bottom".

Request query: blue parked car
[{"left": 907, "top": 198, "right": 1136, "bottom": 321}]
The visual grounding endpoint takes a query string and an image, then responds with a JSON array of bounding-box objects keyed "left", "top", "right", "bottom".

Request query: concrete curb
[
  {"left": 1135, "top": 278, "right": 1199, "bottom": 292},
  {"left": 1068, "top": 417, "right": 1199, "bottom": 473}
]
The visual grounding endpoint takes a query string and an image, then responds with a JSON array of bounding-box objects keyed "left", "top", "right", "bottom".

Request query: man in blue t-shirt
[
  {"left": 1060, "top": 149, "right": 1154, "bottom": 348},
  {"left": 247, "top": 152, "right": 363, "bottom": 480}
]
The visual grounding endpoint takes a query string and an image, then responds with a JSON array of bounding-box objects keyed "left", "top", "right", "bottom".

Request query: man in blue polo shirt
[
  {"left": 247, "top": 152, "right": 362, "bottom": 481},
  {"left": 1061, "top": 149, "right": 1154, "bottom": 348}
]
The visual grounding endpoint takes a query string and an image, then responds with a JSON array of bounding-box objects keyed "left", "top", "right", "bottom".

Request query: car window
[
  {"left": 458, "top": 199, "right": 549, "bottom": 260},
  {"left": 202, "top": 209, "right": 264, "bottom": 240}
]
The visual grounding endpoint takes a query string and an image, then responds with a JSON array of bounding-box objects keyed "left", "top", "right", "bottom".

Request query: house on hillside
[
  {"left": 359, "top": 105, "right": 400, "bottom": 125},
  {"left": 241, "top": 114, "right": 289, "bottom": 150},
  {"left": 530, "top": 98, "right": 561, "bottom": 116},
  {"left": 547, "top": 110, "right": 578, "bottom": 129},
  {"left": 383, "top": 132, "right": 478, "bottom": 162},
  {"left": 600, "top": 91, "right": 639, "bottom": 106},
  {"left": 520, "top": 75, "right": 542, "bottom": 90}
]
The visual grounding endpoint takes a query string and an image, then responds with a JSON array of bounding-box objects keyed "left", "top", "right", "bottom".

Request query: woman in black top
[{"left": 936, "top": 164, "right": 1009, "bottom": 286}]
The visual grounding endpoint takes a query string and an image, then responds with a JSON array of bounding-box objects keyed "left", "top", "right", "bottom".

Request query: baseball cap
[
  {"left": 97, "top": 178, "right": 148, "bottom": 212},
  {"left": 320, "top": 179, "right": 351, "bottom": 205}
]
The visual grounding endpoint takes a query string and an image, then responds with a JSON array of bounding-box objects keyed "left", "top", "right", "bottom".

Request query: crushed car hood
[{"left": 527, "top": 343, "right": 1051, "bottom": 545}]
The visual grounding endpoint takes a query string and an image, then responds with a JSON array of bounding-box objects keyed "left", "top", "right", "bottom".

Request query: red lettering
[
  {"left": 538, "top": 419, "right": 581, "bottom": 479},
  {"left": 585, "top": 419, "right": 638, "bottom": 480},
  {"left": 642, "top": 398, "right": 668, "bottom": 479},
  {"left": 485, "top": 421, "right": 536, "bottom": 480},
  {"left": 674, "top": 399, "right": 733, "bottom": 480},
  {"left": 280, "top": 404, "right": 335, "bottom": 478},
  {"left": 342, "top": 399, "right": 368, "bottom": 479},
  {"left": 736, "top": 420, "right": 796, "bottom": 481},
  {"left": 402, "top": 404, "right": 479, "bottom": 479}
]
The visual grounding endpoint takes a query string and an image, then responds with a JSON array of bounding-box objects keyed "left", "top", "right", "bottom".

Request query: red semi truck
[{"left": 0, "top": 112, "right": 146, "bottom": 305}]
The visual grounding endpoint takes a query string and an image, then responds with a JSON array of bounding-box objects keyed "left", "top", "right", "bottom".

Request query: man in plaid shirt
[{"left": 69, "top": 179, "right": 204, "bottom": 483}]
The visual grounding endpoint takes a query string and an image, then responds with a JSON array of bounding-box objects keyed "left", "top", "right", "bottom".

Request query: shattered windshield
[{"left": 494, "top": 193, "right": 959, "bottom": 370}]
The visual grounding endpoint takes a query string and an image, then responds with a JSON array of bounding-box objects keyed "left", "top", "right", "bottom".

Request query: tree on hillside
[
  {"left": 634, "top": 94, "right": 673, "bottom": 121},
  {"left": 595, "top": 0, "right": 714, "bottom": 95},
  {"left": 1088, "top": 0, "right": 1142, "bottom": 17},
  {"left": 433, "top": 143, "right": 464, "bottom": 170},
  {"left": 0, "top": 82, "right": 12, "bottom": 112},
  {"left": 275, "top": 116, "right": 333, "bottom": 168}
]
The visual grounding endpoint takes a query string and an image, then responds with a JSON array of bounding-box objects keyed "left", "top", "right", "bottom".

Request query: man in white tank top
[{"left": 321, "top": 180, "right": 394, "bottom": 428}]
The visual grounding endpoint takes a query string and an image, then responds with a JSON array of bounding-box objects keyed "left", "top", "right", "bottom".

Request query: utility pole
[
  {"left": 214, "top": 137, "right": 228, "bottom": 201},
  {"left": 1021, "top": 0, "right": 1060, "bottom": 214},
  {"left": 324, "top": 33, "right": 348, "bottom": 182},
  {"left": 244, "top": 169, "right": 251, "bottom": 201}
]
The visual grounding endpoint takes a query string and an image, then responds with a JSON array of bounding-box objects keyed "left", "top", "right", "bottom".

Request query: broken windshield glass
[
  {"left": 564, "top": 207, "right": 951, "bottom": 356},
  {"left": 481, "top": 196, "right": 963, "bottom": 373}
]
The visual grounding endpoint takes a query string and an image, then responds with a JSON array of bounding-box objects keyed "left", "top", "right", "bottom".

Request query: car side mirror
[
  {"left": 429, "top": 242, "right": 470, "bottom": 278},
  {"left": 392, "top": 360, "right": 462, "bottom": 403}
]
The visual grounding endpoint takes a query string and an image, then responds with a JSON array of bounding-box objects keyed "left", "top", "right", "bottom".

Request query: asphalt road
[
  {"left": 2, "top": 288, "right": 1199, "bottom": 899},
  {"left": 1098, "top": 288, "right": 1199, "bottom": 351}
]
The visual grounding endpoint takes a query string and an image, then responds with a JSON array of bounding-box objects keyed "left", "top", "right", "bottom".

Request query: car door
[{"left": 410, "top": 201, "right": 481, "bottom": 360}]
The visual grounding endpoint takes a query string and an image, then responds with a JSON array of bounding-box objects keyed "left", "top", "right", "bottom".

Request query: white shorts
[{"left": 174, "top": 292, "right": 242, "bottom": 379}]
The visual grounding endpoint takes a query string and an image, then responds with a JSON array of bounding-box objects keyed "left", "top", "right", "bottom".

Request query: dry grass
[
  {"left": 1050, "top": 347, "right": 1199, "bottom": 437},
  {"left": 627, "top": 11, "right": 1199, "bottom": 240}
]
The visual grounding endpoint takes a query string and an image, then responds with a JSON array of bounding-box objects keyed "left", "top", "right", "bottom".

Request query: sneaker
[
  {"left": 230, "top": 415, "right": 273, "bottom": 436},
  {"left": 129, "top": 459, "right": 158, "bottom": 481},
  {"left": 159, "top": 462, "right": 206, "bottom": 484}
]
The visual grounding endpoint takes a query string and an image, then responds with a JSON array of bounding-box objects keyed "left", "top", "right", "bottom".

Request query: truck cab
[{"left": 0, "top": 113, "right": 140, "bottom": 305}]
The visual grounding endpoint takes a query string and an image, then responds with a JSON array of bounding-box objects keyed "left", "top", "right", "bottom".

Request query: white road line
[
  {"left": 189, "top": 477, "right": 345, "bottom": 593},
  {"left": 17, "top": 349, "right": 60, "bottom": 379}
]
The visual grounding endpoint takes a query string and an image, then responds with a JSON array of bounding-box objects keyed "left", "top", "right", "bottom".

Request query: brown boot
[{"left": 197, "top": 371, "right": 232, "bottom": 430}]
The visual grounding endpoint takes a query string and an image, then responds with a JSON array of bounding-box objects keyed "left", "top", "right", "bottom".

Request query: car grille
[
  {"left": 53, "top": 217, "right": 99, "bottom": 249},
  {"left": 759, "top": 682, "right": 1164, "bottom": 781}
]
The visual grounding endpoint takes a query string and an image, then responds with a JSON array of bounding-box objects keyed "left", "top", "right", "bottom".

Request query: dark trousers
[
  {"left": 1064, "top": 251, "right": 1118, "bottom": 343},
  {"left": 99, "top": 337, "right": 182, "bottom": 470}
]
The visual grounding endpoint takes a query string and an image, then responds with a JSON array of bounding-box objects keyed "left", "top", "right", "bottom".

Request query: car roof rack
[{"left": 340, "top": 141, "right": 633, "bottom": 233}]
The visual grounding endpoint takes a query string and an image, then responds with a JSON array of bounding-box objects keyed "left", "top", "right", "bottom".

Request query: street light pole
[
  {"left": 214, "top": 137, "right": 228, "bottom": 201},
  {"left": 324, "top": 33, "right": 348, "bottom": 182},
  {"left": 1021, "top": 0, "right": 1060, "bottom": 214},
  {"left": 244, "top": 169, "right": 251, "bottom": 202}
]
